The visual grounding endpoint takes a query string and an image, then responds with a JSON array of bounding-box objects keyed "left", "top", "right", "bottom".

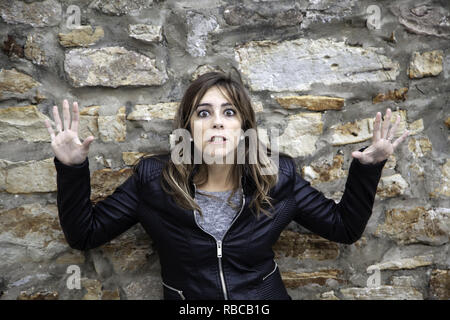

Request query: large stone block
[
  {"left": 235, "top": 38, "right": 399, "bottom": 92},
  {"left": 375, "top": 207, "right": 449, "bottom": 245},
  {"left": 0, "top": 69, "right": 43, "bottom": 102},
  {"left": 0, "top": 105, "right": 51, "bottom": 143},
  {"left": 376, "top": 174, "right": 409, "bottom": 198},
  {"left": 58, "top": 26, "right": 105, "bottom": 48},
  {"left": 340, "top": 285, "right": 423, "bottom": 300},
  {"left": 0, "top": 204, "right": 67, "bottom": 263},
  {"left": 429, "top": 159, "right": 450, "bottom": 198},
  {"left": 0, "top": 158, "right": 56, "bottom": 193},
  {"left": 302, "top": 154, "right": 346, "bottom": 185},
  {"left": 391, "top": 3, "right": 450, "bottom": 39},
  {"left": 281, "top": 269, "right": 345, "bottom": 288},
  {"left": 127, "top": 103, "right": 179, "bottom": 121},
  {"left": 275, "top": 95, "right": 344, "bottom": 111},
  {"left": 408, "top": 50, "right": 443, "bottom": 79},
  {"left": 186, "top": 11, "right": 219, "bottom": 57},
  {"left": 97, "top": 107, "right": 127, "bottom": 142},
  {"left": 64, "top": 47, "right": 168, "bottom": 87},
  {"left": 0, "top": 0, "right": 61, "bottom": 27},
  {"left": 128, "top": 24, "right": 163, "bottom": 43},
  {"left": 279, "top": 113, "right": 323, "bottom": 158}
]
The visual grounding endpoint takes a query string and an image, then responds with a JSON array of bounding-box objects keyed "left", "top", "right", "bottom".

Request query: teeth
[{"left": 212, "top": 136, "right": 225, "bottom": 142}]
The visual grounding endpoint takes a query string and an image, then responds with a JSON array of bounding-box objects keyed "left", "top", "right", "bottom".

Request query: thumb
[
  {"left": 82, "top": 136, "right": 95, "bottom": 150},
  {"left": 352, "top": 151, "right": 363, "bottom": 159}
]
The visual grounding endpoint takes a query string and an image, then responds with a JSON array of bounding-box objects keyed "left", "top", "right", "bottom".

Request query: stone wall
[{"left": 0, "top": 0, "right": 449, "bottom": 300}]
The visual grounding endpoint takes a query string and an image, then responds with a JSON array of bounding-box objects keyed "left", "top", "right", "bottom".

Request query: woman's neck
[{"left": 195, "top": 163, "right": 236, "bottom": 192}]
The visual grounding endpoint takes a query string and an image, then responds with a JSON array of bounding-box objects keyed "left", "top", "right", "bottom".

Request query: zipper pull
[{"left": 217, "top": 240, "right": 222, "bottom": 258}]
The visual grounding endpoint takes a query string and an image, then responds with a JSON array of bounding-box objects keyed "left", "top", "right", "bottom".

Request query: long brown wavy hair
[{"left": 132, "top": 69, "right": 293, "bottom": 218}]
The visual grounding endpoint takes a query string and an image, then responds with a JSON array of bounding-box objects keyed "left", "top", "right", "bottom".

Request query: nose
[{"left": 212, "top": 111, "right": 224, "bottom": 129}]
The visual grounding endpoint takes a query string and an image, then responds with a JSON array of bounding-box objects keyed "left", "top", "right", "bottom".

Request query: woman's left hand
[{"left": 351, "top": 108, "right": 410, "bottom": 165}]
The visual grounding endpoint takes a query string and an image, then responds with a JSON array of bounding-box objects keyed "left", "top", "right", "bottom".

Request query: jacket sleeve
[
  {"left": 54, "top": 156, "right": 141, "bottom": 250},
  {"left": 290, "top": 146, "right": 387, "bottom": 244}
]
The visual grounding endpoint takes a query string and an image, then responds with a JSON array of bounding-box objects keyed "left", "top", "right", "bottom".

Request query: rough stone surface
[
  {"left": 100, "top": 225, "right": 153, "bottom": 275},
  {"left": 408, "top": 50, "right": 443, "bottom": 79},
  {"left": 376, "top": 174, "right": 409, "bottom": 198},
  {"left": 275, "top": 95, "right": 344, "bottom": 111},
  {"left": 302, "top": 154, "right": 346, "bottom": 185},
  {"left": 223, "top": 3, "right": 303, "bottom": 28},
  {"left": 235, "top": 38, "right": 400, "bottom": 92},
  {"left": 274, "top": 230, "right": 340, "bottom": 261},
  {"left": 90, "top": 166, "right": 133, "bottom": 203},
  {"left": 98, "top": 107, "right": 127, "bottom": 142},
  {"left": 281, "top": 269, "right": 345, "bottom": 288},
  {"left": 429, "top": 159, "right": 450, "bottom": 198},
  {"left": 17, "top": 290, "right": 59, "bottom": 300},
  {"left": 0, "top": 0, "right": 62, "bottom": 27},
  {"left": 186, "top": 11, "right": 219, "bottom": 57},
  {"left": 429, "top": 269, "right": 450, "bottom": 300},
  {"left": 64, "top": 47, "right": 168, "bottom": 87},
  {"left": 0, "top": 204, "right": 66, "bottom": 263},
  {"left": 329, "top": 110, "right": 414, "bottom": 146},
  {"left": 0, "top": 106, "right": 51, "bottom": 143},
  {"left": 128, "top": 24, "right": 163, "bottom": 43},
  {"left": 0, "top": 69, "right": 43, "bottom": 102},
  {"left": 340, "top": 285, "right": 423, "bottom": 300},
  {"left": 375, "top": 207, "right": 449, "bottom": 246},
  {"left": 58, "top": 26, "right": 105, "bottom": 48},
  {"left": 373, "top": 88, "right": 408, "bottom": 104},
  {"left": 127, "top": 103, "right": 179, "bottom": 121},
  {"left": 279, "top": 113, "right": 323, "bottom": 158},
  {"left": 390, "top": 2, "right": 450, "bottom": 39},
  {"left": 89, "top": 0, "right": 154, "bottom": 16},
  {"left": 367, "top": 255, "right": 433, "bottom": 271},
  {"left": 1, "top": 158, "right": 56, "bottom": 193}
]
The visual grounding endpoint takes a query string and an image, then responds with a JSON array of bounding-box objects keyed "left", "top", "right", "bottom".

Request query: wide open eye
[
  {"left": 197, "top": 109, "right": 236, "bottom": 118},
  {"left": 197, "top": 110, "right": 209, "bottom": 117},
  {"left": 224, "top": 109, "right": 236, "bottom": 116}
]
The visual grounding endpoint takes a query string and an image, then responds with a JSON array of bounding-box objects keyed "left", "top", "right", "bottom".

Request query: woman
[{"left": 45, "top": 71, "right": 409, "bottom": 300}]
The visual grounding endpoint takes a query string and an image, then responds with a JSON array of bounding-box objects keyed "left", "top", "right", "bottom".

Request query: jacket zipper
[
  {"left": 262, "top": 260, "right": 278, "bottom": 281},
  {"left": 162, "top": 281, "right": 186, "bottom": 300},
  {"left": 192, "top": 181, "right": 246, "bottom": 300}
]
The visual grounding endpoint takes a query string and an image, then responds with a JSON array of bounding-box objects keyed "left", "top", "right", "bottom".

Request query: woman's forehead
[{"left": 200, "top": 86, "right": 232, "bottom": 102}]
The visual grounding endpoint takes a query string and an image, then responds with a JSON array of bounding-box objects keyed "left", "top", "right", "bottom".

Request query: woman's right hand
[{"left": 44, "top": 99, "right": 95, "bottom": 166}]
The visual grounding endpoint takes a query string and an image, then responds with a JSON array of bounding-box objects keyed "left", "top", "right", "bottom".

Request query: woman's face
[{"left": 189, "top": 86, "right": 243, "bottom": 162}]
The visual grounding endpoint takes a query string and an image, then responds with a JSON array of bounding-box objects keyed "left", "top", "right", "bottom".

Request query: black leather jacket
[{"left": 54, "top": 146, "right": 387, "bottom": 300}]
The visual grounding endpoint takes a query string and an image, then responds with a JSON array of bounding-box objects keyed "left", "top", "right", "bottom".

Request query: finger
[
  {"left": 71, "top": 101, "right": 79, "bottom": 134},
  {"left": 387, "top": 114, "right": 401, "bottom": 141},
  {"left": 381, "top": 108, "right": 391, "bottom": 139},
  {"left": 373, "top": 112, "right": 381, "bottom": 143},
  {"left": 392, "top": 130, "right": 410, "bottom": 149},
  {"left": 53, "top": 105, "right": 63, "bottom": 133},
  {"left": 63, "top": 99, "right": 71, "bottom": 131},
  {"left": 44, "top": 118, "right": 56, "bottom": 142}
]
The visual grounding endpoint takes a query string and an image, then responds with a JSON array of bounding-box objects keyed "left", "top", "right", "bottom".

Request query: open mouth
[{"left": 208, "top": 136, "right": 227, "bottom": 144}]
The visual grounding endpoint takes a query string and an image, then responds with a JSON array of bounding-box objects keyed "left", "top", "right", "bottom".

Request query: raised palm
[
  {"left": 44, "top": 99, "right": 95, "bottom": 166},
  {"left": 351, "top": 108, "right": 410, "bottom": 165}
]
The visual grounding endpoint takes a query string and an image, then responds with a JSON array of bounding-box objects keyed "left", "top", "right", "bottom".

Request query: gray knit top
[{"left": 194, "top": 188, "right": 243, "bottom": 241}]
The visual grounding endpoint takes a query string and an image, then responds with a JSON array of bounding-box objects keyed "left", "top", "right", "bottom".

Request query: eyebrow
[{"left": 196, "top": 102, "right": 232, "bottom": 109}]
